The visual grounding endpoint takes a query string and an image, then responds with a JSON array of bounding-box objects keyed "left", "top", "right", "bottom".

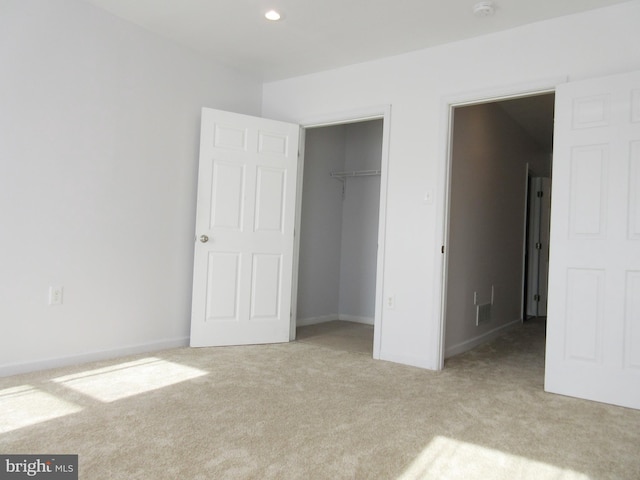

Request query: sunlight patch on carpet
[
  {"left": 0, "top": 385, "right": 82, "bottom": 434},
  {"left": 52, "top": 357, "right": 207, "bottom": 402},
  {"left": 398, "top": 436, "right": 590, "bottom": 480}
]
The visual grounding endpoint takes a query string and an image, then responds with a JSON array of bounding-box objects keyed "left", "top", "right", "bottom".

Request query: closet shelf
[
  {"left": 330, "top": 169, "right": 381, "bottom": 179},
  {"left": 330, "top": 169, "right": 381, "bottom": 199}
]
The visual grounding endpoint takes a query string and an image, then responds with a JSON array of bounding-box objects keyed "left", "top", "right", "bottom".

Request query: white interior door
[
  {"left": 545, "top": 70, "right": 640, "bottom": 409},
  {"left": 190, "top": 108, "right": 300, "bottom": 347}
]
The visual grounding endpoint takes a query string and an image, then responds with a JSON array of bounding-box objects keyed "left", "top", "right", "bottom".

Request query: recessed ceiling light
[{"left": 265, "top": 10, "right": 281, "bottom": 21}]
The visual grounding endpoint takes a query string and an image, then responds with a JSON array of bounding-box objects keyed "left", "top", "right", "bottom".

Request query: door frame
[
  {"left": 290, "top": 105, "right": 392, "bottom": 360},
  {"left": 435, "top": 78, "right": 565, "bottom": 369},
  {"left": 522, "top": 167, "right": 533, "bottom": 321}
]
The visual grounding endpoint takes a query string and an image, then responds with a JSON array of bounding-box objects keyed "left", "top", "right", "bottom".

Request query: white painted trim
[
  {"left": 440, "top": 76, "right": 566, "bottom": 110},
  {"left": 0, "top": 337, "right": 190, "bottom": 377},
  {"left": 338, "top": 315, "right": 374, "bottom": 326},
  {"left": 293, "top": 104, "right": 392, "bottom": 361},
  {"left": 373, "top": 106, "right": 392, "bottom": 361},
  {"left": 289, "top": 127, "right": 306, "bottom": 342},
  {"left": 296, "top": 314, "right": 374, "bottom": 327},
  {"left": 521, "top": 163, "right": 531, "bottom": 322},
  {"left": 445, "top": 320, "right": 521, "bottom": 359},
  {"left": 299, "top": 105, "right": 390, "bottom": 128},
  {"left": 435, "top": 76, "right": 567, "bottom": 371}
]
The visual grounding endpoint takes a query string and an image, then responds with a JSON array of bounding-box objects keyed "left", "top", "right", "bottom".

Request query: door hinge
[
  {"left": 535, "top": 242, "right": 542, "bottom": 250},
  {"left": 537, "top": 191, "right": 544, "bottom": 198},
  {"left": 441, "top": 245, "right": 445, "bottom": 254},
  {"left": 534, "top": 294, "right": 541, "bottom": 302}
]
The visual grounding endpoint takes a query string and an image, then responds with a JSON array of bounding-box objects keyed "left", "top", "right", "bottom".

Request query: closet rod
[
  {"left": 330, "top": 169, "right": 381, "bottom": 199},
  {"left": 330, "top": 169, "right": 381, "bottom": 179}
]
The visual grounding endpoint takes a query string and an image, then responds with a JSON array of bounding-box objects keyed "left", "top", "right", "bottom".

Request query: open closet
[{"left": 295, "top": 119, "right": 383, "bottom": 353}]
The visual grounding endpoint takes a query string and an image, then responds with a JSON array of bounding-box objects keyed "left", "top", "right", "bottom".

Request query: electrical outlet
[{"left": 49, "top": 286, "right": 63, "bottom": 306}]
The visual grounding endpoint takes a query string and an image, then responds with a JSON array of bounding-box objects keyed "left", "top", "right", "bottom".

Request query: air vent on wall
[{"left": 476, "top": 303, "right": 492, "bottom": 325}]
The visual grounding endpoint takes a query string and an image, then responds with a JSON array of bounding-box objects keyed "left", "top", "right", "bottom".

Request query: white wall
[
  {"left": 445, "top": 102, "right": 549, "bottom": 356},
  {"left": 0, "top": 0, "right": 262, "bottom": 374},
  {"left": 339, "top": 121, "right": 382, "bottom": 321},
  {"left": 296, "top": 126, "right": 345, "bottom": 322},
  {"left": 262, "top": 1, "right": 640, "bottom": 369}
]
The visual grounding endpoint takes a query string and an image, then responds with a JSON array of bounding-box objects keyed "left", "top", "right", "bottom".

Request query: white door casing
[
  {"left": 190, "top": 108, "right": 300, "bottom": 347},
  {"left": 545, "top": 70, "right": 640, "bottom": 409}
]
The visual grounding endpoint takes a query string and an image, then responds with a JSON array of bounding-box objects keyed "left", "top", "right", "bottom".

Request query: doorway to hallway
[{"left": 444, "top": 93, "right": 555, "bottom": 360}]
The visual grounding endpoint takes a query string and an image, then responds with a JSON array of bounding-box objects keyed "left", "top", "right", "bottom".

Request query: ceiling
[{"left": 80, "top": 0, "right": 631, "bottom": 82}]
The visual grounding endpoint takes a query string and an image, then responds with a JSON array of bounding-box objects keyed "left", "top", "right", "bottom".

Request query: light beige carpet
[
  {"left": 296, "top": 320, "right": 374, "bottom": 355},
  {"left": 1, "top": 318, "right": 639, "bottom": 479}
]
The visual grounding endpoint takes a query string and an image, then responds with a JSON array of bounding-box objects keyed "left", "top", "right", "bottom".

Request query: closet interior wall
[{"left": 297, "top": 120, "right": 383, "bottom": 327}]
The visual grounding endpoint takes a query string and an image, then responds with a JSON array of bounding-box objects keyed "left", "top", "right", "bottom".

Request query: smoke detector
[{"left": 473, "top": 1, "right": 496, "bottom": 17}]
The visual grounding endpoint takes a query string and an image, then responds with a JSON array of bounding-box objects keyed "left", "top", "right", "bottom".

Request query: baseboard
[
  {"left": 296, "top": 315, "right": 340, "bottom": 327},
  {"left": 0, "top": 336, "right": 190, "bottom": 377},
  {"left": 337, "top": 315, "right": 374, "bottom": 326},
  {"left": 445, "top": 319, "right": 521, "bottom": 359},
  {"left": 296, "top": 314, "right": 374, "bottom": 327}
]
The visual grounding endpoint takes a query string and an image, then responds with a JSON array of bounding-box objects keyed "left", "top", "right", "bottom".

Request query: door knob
[{"left": 199, "top": 235, "right": 209, "bottom": 243}]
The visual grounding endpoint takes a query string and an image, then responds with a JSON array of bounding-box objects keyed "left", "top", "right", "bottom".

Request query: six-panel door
[
  {"left": 545, "top": 70, "right": 640, "bottom": 409},
  {"left": 190, "top": 108, "right": 299, "bottom": 347}
]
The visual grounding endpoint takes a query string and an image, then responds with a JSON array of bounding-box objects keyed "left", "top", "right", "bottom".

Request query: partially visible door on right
[{"left": 545, "top": 70, "right": 640, "bottom": 409}]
